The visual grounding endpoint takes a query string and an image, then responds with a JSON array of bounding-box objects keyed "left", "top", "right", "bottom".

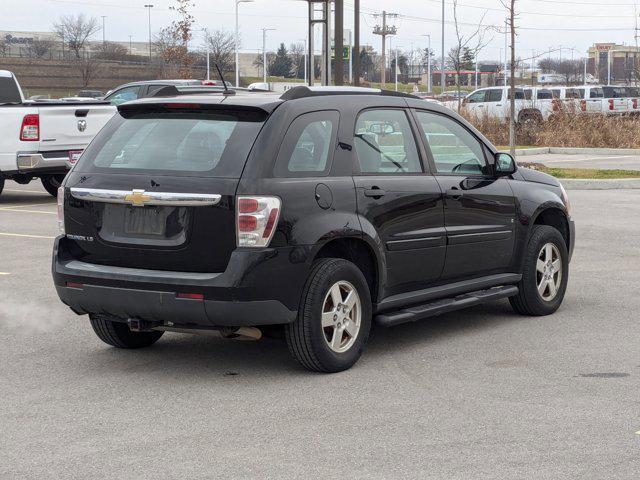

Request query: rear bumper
[
  {"left": 52, "top": 236, "right": 309, "bottom": 327},
  {"left": 17, "top": 152, "right": 72, "bottom": 171}
]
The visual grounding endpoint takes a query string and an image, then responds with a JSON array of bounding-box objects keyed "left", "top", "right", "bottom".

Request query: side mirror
[{"left": 494, "top": 152, "right": 517, "bottom": 176}]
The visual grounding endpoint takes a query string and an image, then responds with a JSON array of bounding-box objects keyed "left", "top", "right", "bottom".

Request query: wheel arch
[{"left": 531, "top": 206, "right": 571, "bottom": 252}]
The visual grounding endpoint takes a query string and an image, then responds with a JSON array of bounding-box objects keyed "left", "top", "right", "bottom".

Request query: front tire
[
  {"left": 510, "top": 225, "right": 569, "bottom": 316},
  {"left": 41, "top": 174, "right": 66, "bottom": 197},
  {"left": 89, "top": 314, "right": 164, "bottom": 349},
  {"left": 0, "top": 178, "right": 4, "bottom": 196},
  {"left": 286, "top": 258, "right": 372, "bottom": 373}
]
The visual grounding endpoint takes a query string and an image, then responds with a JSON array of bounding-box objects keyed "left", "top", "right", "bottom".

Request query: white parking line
[
  {"left": 0, "top": 232, "right": 56, "bottom": 239},
  {"left": 0, "top": 208, "right": 56, "bottom": 215}
]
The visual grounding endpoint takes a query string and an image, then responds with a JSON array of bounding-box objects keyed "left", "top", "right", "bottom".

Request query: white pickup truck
[{"left": 0, "top": 70, "right": 115, "bottom": 197}]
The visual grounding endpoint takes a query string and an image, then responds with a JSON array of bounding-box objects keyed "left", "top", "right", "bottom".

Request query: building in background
[{"left": 587, "top": 43, "right": 640, "bottom": 84}]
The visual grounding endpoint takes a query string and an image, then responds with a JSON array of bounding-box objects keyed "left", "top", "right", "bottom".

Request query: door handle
[
  {"left": 447, "top": 189, "right": 463, "bottom": 200},
  {"left": 364, "top": 187, "right": 386, "bottom": 198}
]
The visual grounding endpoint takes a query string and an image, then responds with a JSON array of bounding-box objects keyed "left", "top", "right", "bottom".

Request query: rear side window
[
  {"left": 466, "top": 90, "right": 486, "bottom": 103},
  {"left": 106, "top": 86, "right": 141, "bottom": 106},
  {"left": 485, "top": 89, "right": 503, "bottom": 102},
  {"left": 275, "top": 111, "right": 339, "bottom": 176},
  {"left": 509, "top": 89, "right": 531, "bottom": 100},
  {"left": 565, "top": 89, "right": 584, "bottom": 99},
  {"left": 0, "top": 76, "right": 22, "bottom": 103},
  {"left": 537, "top": 89, "right": 553, "bottom": 100},
  {"left": 75, "top": 110, "right": 266, "bottom": 178}
]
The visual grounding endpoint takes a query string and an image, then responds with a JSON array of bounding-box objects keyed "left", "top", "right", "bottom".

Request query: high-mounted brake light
[
  {"left": 20, "top": 114, "right": 39, "bottom": 141},
  {"left": 165, "top": 103, "right": 203, "bottom": 109},
  {"left": 176, "top": 293, "right": 204, "bottom": 300},
  {"left": 236, "top": 196, "right": 281, "bottom": 248},
  {"left": 57, "top": 187, "right": 65, "bottom": 233}
]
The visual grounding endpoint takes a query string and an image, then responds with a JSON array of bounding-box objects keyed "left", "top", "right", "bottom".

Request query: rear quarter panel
[{"left": 0, "top": 105, "right": 39, "bottom": 171}]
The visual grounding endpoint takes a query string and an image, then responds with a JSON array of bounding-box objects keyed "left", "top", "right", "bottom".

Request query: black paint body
[{"left": 52, "top": 92, "right": 575, "bottom": 327}]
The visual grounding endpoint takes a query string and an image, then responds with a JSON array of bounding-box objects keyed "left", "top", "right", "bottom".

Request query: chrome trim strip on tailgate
[{"left": 70, "top": 188, "right": 221, "bottom": 207}]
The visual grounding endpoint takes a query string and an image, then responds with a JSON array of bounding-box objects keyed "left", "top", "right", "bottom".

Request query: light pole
[
  {"left": 441, "top": 0, "right": 445, "bottom": 93},
  {"left": 129, "top": 35, "right": 133, "bottom": 55},
  {"left": 300, "top": 37, "right": 308, "bottom": 83},
  {"left": 422, "top": 34, "right": 431, "bottom": 93},
  {"left": 101, "top": 16, "right": 106, "bottom": 44},
  {"left": 262, "top": 28, "right": 275, "bottom": 84},
  {"left": 235, "top": 0, "right": 254, "bottom": 88},
  {"left": 202, "top": 28, "right": 210, "bottom": 81},
  {"left": 144, "top": 4, "right": 153, "bottom": 62}
]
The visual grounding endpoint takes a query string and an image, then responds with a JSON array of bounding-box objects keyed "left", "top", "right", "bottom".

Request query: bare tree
[
  {"left": 290, "top": 42, "right": 305, "bottom": 79},
  {"left": 94, "top": 41, "right": 130, "bottom": 61},
  {"left": 53, "top": 14, "right": 100, "bottom": 59},
  {"left": 159, "top": 0, "right": 195, "bottom": 79},
  {"left": 450, "top": 0, "right": 492, "bottom": 110},
  {"left": 202, "top": 29, "right": 236, "bottom": 74},
  {"left": 25, "top": 39, "right": 54, "bottom": 59},
  {"left": 0, "top": 38, "right": 8, "bottom": 56},
  {"left": 74, "top": 56, "right": 102, "bottom": 87}
]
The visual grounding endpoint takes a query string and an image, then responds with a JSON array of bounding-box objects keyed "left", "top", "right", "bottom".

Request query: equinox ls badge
[{"left": 124, "top": 189, "right": 152, "bottom": 207}]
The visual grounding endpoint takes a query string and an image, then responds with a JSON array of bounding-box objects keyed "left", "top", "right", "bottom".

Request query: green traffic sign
[{"left": 331, "top": 46, "right": 350, "bottom": 61}]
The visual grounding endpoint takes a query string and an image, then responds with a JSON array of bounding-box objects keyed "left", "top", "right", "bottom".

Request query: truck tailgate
[{"left": 38, "top": 105, "right": 116, "bottom": 151}]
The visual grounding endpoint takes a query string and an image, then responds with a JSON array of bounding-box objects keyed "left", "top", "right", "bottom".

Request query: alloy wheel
[
  {"left": 536, "top": 243, "right": 563, "bottom": 302},
  {"left": 321, "top": 281, "right": 362, "bottom": 353}
]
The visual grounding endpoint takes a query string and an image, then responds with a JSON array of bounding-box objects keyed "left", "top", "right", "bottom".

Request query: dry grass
[{"left": 461, "top": 110, "right": 640, "bottom": 149}]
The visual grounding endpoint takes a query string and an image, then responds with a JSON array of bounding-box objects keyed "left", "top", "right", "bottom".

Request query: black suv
[{"left": 52, "top": 86, "right": 575, "bottom": 372}]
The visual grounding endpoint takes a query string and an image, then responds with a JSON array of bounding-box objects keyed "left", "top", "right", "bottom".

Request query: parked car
[
  {"left": 463, "top": 86, "right": 553, "bottom": 123},
  {"left": 52, "top": 86, "right": 574, "bottom": 372},
  {"left": 77, "top": 90, "right": 103, "bottom": 99},
  {"left": 103, "top": 79, "right": 204, "bottom": 106},
  {"left": 0, "top": 70, "right": 115, "bottom": 196}
]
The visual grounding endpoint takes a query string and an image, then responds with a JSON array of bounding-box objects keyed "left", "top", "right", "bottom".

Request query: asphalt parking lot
[{"left": 1, "top": 181, "right": 639, "bottom": 479}]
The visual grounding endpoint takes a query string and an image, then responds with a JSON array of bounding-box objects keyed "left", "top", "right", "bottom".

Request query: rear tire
[
  {"left": 510, "top": 225, "right": 569, "bottom": 316},
  {"left": 0, "top": 178, "right": 4, "bottom": 196},
  {"left": 41, "top": 174, "right": 66, "bottom": 197},
  {"left": 89, "top": 314, "right": 164, "bottom": 349},
  {"left": 286, "top": 258, "right": 372, "bottom": 373}
]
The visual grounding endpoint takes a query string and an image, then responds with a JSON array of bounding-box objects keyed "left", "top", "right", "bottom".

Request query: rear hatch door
[{"left": 63, "top": 105, "right": 267, "bottom": 273}]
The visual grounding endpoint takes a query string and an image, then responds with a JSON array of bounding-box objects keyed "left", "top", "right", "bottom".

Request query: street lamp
[
  {"left": 262, "top": 28, "right": 276, "bottom": 84},
  {"left": 144, "top": 4, "right": 154, "bottom": 62},
  {"left": 300, "top": 37, "right": 308, "bottom": 84},
  {"left": 101, "top": 16, "right": 106, "bottom": 45},
  {"left": 235, "top": 0, "right": 254, "bottom": 88}
]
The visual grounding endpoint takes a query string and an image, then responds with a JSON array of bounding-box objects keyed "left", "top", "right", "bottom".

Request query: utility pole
[
  {"left": 507, "top": 1, "right": 516, "bottom": 157},
  {"left": 373, "top": 11, "right": 398, "bottom": 87},
  {"left": 334, "top": 0, "right": 344, "bottom": 85},
  {"left": 300, "top": 37, "right": 308, "bottom": 83},
  {"left": 129, "top": 35, "right": 133, "bottom": 55},
  {"left": 441, "top": 0, "right": 445, "bottom": 93},
  {"left": 236, "top": 0, "right": 254, "bottom": 88},
  {"left": 262, "top": 28, "right": 275, "bottom": 84},
  {"left": 422, "top": 34, "right": 431, "bottom": 93},
  {"left": 144, "top": 4, "right": 153, "bottom": 62},
  {"left": 503, "top": 18, "right": 508, "bottom": 87},
  {"left": 101, "top": 16, "right": 106, "bottom": 44},
  {"left": 354, "top": 0, "right": 360, "bottom": 86}
]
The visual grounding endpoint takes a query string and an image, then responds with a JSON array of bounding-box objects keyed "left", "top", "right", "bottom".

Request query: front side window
[
  {"left": 466, "top": 90, "right": 486, "bottom": 103},
  {"left": 106, "top": 86, "right": 141, "bottom": 106},
  {"left": 415, "top": 111, "right": 489, "bottom": 176},
  {"left": 354, "top": 109, "right": 422, "bottom": 174},
  {"left": 590, "top": 88, "right": 604, "bottom": 99},
  {"left": 275, "top": 111, "right": 338, "bottom": 176}
]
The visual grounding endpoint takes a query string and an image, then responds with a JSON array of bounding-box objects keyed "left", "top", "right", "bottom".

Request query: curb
[
  {"left": 559, "top": 178, "right": 640, "bottom": 190},
  {"left": 507, "top": 147, "right": 640, "bottom": 156}
]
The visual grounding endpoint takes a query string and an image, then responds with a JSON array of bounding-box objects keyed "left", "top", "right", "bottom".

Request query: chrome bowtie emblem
[
  {"left": 77, "top": 119, "right": 87, "bottom": 132},
  {"left": 124, "top": 189, "right": 152, "bottom": 207}
]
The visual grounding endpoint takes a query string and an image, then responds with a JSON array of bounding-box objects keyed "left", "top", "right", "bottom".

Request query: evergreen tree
[{"left": 269, "top": 43, "right": 293, "bottom": 78}]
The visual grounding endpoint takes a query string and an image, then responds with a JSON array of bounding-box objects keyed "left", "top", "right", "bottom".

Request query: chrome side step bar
[
  {"left": 374, "top": 285, "right": 519, "bottom": 327},
  {"left": 70, "top": 187, "right": 221, "bottom": 207}
]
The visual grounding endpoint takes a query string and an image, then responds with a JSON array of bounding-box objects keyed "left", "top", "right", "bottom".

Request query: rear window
[
  {"left": 0, "top": 76, "right": 22, "bottom": 104},
  {"left": 75, "top": 110, "right": 266, "bottom": 178}
]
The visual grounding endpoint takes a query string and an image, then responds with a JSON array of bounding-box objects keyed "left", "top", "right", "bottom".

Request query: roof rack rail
[
  {"left": 152, "top": 85, "right": 253, "bottom": 98},
  {"left": 280, "top": 86, "right": 419, "bottom": 101}
]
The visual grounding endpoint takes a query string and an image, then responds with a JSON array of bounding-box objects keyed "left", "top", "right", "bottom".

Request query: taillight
[
  {"left": 609, "top": 99, "right": 614, "bottom": 110},
  {"left": 633, "top": 99, "right": 638, "bottom": 110},
  {"left": 20, "top": 114, "right": 39, "bottom": 141},
  {"left": 552, "top": 99, "right": 560, "bottom": 112},
  {"left": 580, "top": 100, "right": 586, "bottom": 111},
  {"left": 57, "top": 187, "right": 65, "bottom": 233},
  {"left": 236, "top": 196, "right": 281, "bottom": 247}
]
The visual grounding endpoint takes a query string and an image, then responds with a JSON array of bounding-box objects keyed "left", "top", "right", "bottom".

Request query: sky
[{"left": 2, "top": 0, "right": 640, "bottom": 63}]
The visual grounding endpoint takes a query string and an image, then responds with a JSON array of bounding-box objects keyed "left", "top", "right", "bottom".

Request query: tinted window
[
  {"left": 146, "top": 84, "right": 170, "bottom": 97},
  {"left": 537, "top": 89, "right": 553, "bottom": 100},
  {"left": 275, "top": 111, "right": 338, "bottom": 176},
  {"left": 485, "top": 89, "right": 503, "bottom": 102},
  {"left": 106, "top": 86, "right": 141, "bottom": 106},
  {"left": 466, "top": 90, "right": 486, "bottom": 103},
  {"left": 566, "top": 89, "right": 584, "bottom": 99},
  {"left": 509, "top": 89, "right": 531, "bottom": 100},
  {"left": 415, "top": 111, "right": 489, "bottom": 175},
  {"left": 551, "top": 90, "right": 561, "bottom": 99},
  {"left": 0, "top": 76, "right": 21, "bottom": 104},
  {"left": 354, "top": 109, "right": 422, "bottom": 174},
  {"left": 590, "top": 88, "right": 604, "bottom": 98},
  {"left": 75, "top": 110, "right": 266, "bottom": 178}
]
